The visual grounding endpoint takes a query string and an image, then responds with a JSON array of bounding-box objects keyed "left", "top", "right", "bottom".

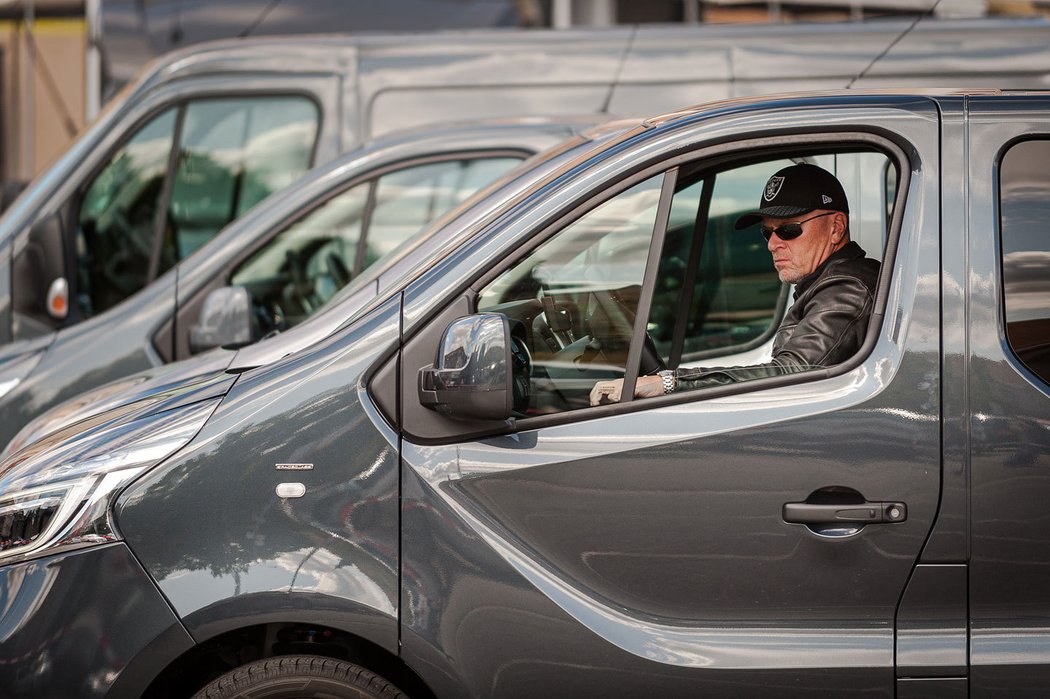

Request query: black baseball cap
[{"left": 734, "top": 163, "right": 849, "bottom": 230}]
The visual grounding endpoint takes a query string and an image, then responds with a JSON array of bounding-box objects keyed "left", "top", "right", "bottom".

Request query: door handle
[{"left": 783, "top": 500, "right": 907, "bottom": 525}]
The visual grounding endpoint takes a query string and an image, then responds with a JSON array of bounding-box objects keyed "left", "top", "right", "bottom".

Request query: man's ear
[{"left": 831, "top": 213, "right": 848, "bottom": 243}]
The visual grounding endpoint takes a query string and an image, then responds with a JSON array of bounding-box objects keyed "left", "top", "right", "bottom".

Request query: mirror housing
[
  {"left": 418, "top": 313, "right": 530, "bottom": 421},
  {"left": 189, "top": 286, "right": 254, "bottom": 354}
]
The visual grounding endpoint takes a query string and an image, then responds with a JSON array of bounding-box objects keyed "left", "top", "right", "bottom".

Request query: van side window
[
  {"left": 1000, "top": 139, "right": 1050, "bottom": 386},
  {"left": 231, "top": 156, "right": 523, "bottom": 337},
  {"left": 648, "top": 161, "right": 791, "bottom": 367},
  {"left": 477, "top": 175, "right": 664, "bottom": 414},
  {"left": 232, "top": 182, "right": 369, "bottom": 333},
  {"left": 75, "top": 96, "right": 319, "bottom": 319},
  {"left": 476, "top": 148, "right": 894, "bottom": 419},
  {"left": 166, "top": 97, "right": 319, "bottom": 262},
  {"left": 647, "top": 151, "right": 891, "bottom": 387},
  {"left": 362, "top": 157, "right": 521, "bottom": 270},
  {"left": 77, "top": 108, "right": 178, "bottom": 318}
]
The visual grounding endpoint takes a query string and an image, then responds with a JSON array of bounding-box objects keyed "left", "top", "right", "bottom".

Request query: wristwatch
[{"left": 657, "top": 369, "right": 677, "bottom": 395}]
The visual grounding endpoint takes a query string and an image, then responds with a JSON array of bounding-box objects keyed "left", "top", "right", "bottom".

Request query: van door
[
  {"left": 397, "top": 104, "right": 941, "bottom": 697},
  {"left": 965, "top": 95, "right": 1050, "bottom": 696}
]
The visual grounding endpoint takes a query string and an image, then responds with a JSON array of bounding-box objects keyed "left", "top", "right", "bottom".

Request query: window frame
[
  {"left": 403, "top": 131, "right": 911, "bottom": 440},
  {"left": 649, "top": 162, "right": 794, "bottom": 368}
]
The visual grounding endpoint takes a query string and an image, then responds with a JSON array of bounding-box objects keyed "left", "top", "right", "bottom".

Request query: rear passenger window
[{"left": 1000, "top": 140, "right": 1050, "bottom": 386}]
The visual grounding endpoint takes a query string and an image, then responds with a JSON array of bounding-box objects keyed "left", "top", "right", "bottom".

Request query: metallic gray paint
[
  {"left": 2, "top": 348, "right": 235, "bottom": 459},
  {"left": 118, "top": 296, "right": 403, "bottom": 655},
  {"left": 5, "top": 17, "right": 1048, "bottom": 453},
  {"left": 895, "top": 564, "right": 967, "bottom": 677},
  {"left": 966, "top": 96, "right": 1050, "bottom": 695},
  {"left": 6, "top": 121, "right": 631, "bottom": 458},
  {"left": 391, "top": 95, "right": 942, "bottom": 694},
  {"left": 0, "top": 543, "right": 193, "bottom": 697}
]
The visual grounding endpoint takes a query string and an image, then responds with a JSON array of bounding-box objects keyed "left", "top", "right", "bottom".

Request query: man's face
[{"left": 763, "top": 210, "right": 844, "bottom": 284}]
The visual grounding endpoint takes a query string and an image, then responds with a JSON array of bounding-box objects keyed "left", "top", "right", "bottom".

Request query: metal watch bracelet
[{"left": 658, "top": 369, "right": 677, "bottom": 394}]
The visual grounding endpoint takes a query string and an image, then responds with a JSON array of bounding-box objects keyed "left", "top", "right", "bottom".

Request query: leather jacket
[{"left": 674, "top": 241, "right": 880, "bottom": 389}]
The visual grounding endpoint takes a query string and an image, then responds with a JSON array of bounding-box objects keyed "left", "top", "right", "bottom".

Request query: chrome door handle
[{"left": 783, "top": 500, "right": 907, "bottom": 525}]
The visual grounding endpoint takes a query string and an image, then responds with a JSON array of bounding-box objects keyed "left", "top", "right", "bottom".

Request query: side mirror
[
  {"left": 418, "top": 313, "right": 530, "bottom": 421},
  {"left": 189, "top": 286, "right": 254, "bottom": 354}
]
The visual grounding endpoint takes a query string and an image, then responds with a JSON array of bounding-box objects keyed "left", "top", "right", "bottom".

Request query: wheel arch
[{"left": 139, "top": 620, "right": 437, "bottom": 699}]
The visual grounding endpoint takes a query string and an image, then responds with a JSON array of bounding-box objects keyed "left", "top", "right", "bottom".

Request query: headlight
[{"left": 0, "top": 398, "right": 218, "bottom": 564}]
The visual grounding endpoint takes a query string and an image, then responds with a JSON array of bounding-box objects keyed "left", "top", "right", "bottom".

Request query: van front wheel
[{"left": 193, "top": 655, "right": 408, "bottom": 699}]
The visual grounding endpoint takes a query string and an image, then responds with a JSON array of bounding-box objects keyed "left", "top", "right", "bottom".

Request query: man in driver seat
[{"left": 590, "top": 162, "right": 880, "bottom": 405}]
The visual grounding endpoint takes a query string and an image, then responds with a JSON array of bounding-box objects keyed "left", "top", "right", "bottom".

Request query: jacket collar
[{"left": 792, "top": 240, "right": 866, "bottom": 299}]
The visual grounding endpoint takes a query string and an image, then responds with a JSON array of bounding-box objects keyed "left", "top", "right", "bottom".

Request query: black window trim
[
  {"left": 621, "top": 167, "right": 678, "bottom": 404},
  {"left": 669, "top": 172, "right": 715, "bottom": 369},
  {"left": 147, "top": 103, "right": 187, "bottom": 282}
]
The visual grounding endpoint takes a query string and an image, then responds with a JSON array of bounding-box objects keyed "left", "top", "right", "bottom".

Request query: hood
[{"left": 3, "top": 348, "right": 237, "bottom": 458}]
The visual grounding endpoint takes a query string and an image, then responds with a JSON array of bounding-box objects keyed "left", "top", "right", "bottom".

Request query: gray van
[
  {"left": 0, "top": 118, "right": 602, "bottom": 450},
  {"left": 1, "top": 88, "right": 1048, "bottom": 698},
  {"left": 0, "top": 18, "right": 1047, "bottom": 436}
]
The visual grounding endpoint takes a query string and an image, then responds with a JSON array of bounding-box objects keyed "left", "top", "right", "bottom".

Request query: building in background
[{"left": 1, "top": 0, "right": 1047, "bottom": 189}]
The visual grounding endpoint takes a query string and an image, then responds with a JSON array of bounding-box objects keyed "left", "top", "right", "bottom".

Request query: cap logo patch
[
  {"left": 764, "top": 176, "right": 785, "bottom": 202},
  {"left": 822, "top": 194, "right": 833, "bottom": 204}
]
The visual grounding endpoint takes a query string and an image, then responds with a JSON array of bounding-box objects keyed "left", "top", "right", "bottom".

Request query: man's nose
[{"left": 767, "top": 234, "right": 784, "bottom": 252}]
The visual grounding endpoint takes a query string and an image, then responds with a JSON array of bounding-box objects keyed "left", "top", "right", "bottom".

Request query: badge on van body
[{"left": 276, "top": 463, "right": 314, "bottom": 471}]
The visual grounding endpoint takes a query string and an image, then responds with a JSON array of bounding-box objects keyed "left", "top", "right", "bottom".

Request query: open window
[{"left": 426, "top": 141, "right": 900, "bottom": 426}]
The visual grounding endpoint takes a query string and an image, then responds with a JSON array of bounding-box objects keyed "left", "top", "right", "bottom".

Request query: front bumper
[{"left": 0, "top": 542, "right": 194, "bottom": 698}]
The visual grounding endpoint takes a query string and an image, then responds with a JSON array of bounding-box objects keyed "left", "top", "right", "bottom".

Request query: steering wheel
[
  {"left": 535, "top": 280, "right": 571, "bottom": 332},
  {"left": 326, "top": 252, "right": 352, "bottom": 288},
  {"left": 97, "top": 209, "right": 154, "bottom": 297}
]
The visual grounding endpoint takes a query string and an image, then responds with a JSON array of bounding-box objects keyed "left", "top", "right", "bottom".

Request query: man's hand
[
  {"left": 589, "top": 375, "right": 665, "bottom": 406},
  {"left": 589, "top": 379, "right": 624, "bottom": 406}
]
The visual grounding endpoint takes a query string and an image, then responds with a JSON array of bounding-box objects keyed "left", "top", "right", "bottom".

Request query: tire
[{"left": 192, "top": 655, "right": 409, "bottom": 699}]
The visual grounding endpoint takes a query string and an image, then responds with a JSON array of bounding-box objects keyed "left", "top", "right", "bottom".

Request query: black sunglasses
[{"left": 761, "top": 211, "right": 837, "bottom": 242}]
